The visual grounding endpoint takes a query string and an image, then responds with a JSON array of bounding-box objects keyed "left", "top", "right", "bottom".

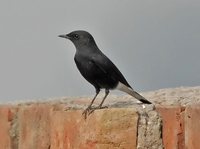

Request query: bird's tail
[{"left": 116, "top": 82, "right": 152, "bottom": 104}]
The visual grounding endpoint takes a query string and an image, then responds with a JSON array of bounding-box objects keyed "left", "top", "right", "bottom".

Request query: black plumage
[{"left": 59, "top": 30, "right": 151, "bottom": 117}]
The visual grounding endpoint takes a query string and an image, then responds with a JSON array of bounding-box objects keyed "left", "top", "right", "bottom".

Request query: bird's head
[{"left": 58, "top": 30, "right": 96, "bottom": 49}]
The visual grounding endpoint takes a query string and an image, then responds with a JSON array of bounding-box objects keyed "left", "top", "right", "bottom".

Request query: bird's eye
[{"left": 73, "top": 34, "right": 79, "bottom": 39}]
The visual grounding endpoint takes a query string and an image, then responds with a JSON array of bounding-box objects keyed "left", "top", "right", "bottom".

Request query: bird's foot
[
  {"left": 82, "top": 105, "right": 93, "bottom": 119},
  {"left": 82, "top": 105, "right": 108, "bottom": 119},
  {"left": 88, "top": 105, "right": 108, "bottom": 115}
]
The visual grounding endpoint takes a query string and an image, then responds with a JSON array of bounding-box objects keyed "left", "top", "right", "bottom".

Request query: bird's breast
[{"left": 75, "top": 55, "right": 96, "bottom": 75}]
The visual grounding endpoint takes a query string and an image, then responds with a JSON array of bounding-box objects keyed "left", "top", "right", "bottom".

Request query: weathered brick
[
  {"left": 50, "top": 108, "right": 138, "bottom": 149},
  {"left": 156, "top": 106, "right": 185, "bottom": 149},
  {"left": 185, "top": 104, "right": 200, "bottom": 149},
  {"left": 18, "top": 104, "right": 51, "bottom": 149},
  {"left": 0, "top": 105, "right": 17, "bottom": 149}
]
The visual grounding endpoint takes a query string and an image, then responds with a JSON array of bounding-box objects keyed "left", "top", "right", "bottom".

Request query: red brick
[
  {"left": 185, "top": 104, "right": 200, "bottom": 149},
  {"left": 18, "top": 104, "right": 51, "bottom": 149},
  {"left": 50, "top": 108, "right": 138, "bottom": 149},
  {"left": 156, "top": 106, "right": 185, "bottom": 149},
  {"left": 0, "top": 105, "right": 17, "bottom": 149}
]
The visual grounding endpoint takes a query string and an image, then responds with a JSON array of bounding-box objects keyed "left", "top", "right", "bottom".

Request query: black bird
[{"left": 59, "top": 30, "right": 151, "bottom": 117}]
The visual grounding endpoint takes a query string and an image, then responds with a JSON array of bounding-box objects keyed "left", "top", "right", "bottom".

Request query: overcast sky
[{"left": 0, "top": 0, "right": 200, "bottom": 102}]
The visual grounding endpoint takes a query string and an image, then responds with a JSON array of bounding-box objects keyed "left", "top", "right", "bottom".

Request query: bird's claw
[
  {"left": 82, "top": 106, "right": 93, "bottom": 119},
  {"left": 82, "top": 105, "right": 108, "bottom": 119},
  {"left": 88, "top": 105, "right": 108, "bottom": 115}
]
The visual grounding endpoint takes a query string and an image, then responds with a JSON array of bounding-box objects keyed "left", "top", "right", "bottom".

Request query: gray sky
[{"left": 0, "top": 0, "right": 200, "bottom": 102}]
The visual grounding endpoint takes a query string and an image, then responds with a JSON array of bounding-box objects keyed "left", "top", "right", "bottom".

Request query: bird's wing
[{"left": 91, "top": 53, "right": 132, "bottom": 89}]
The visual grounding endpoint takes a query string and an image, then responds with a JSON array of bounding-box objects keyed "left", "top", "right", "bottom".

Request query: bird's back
[{"left": 94, "top": 51, "right": 132, "bottom": 89}]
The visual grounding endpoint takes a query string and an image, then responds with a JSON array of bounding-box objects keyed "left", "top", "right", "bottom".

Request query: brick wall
[{"left": 0, "top": 87, "right": 200, "bottom": 149}]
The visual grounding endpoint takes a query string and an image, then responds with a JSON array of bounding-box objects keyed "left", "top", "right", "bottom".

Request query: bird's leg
[
  {"left": 82, "top": 88, "right": 100, "bottom": 119},
  {"left": 88, "top": 89, "right": 109, "bottom": 115},
  {"left": 99, "top": 89, "right": 109, "bottom": 108}
]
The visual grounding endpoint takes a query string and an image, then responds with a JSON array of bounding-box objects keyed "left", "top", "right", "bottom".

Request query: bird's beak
[{"left": 58, "top": 34, "right": 70, "bottom": 39}]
